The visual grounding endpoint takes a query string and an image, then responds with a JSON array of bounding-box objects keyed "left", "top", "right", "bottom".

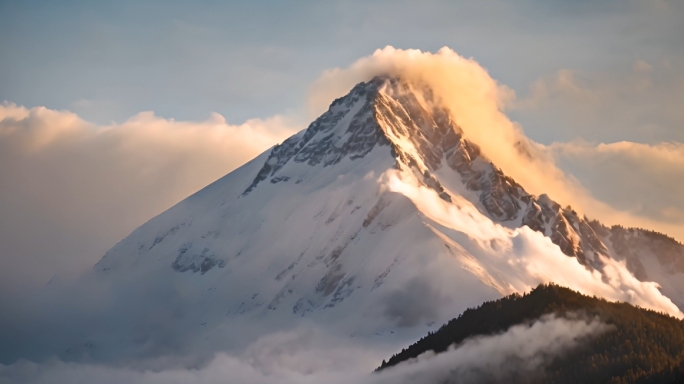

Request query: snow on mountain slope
[{"left": 12, "top": 76, "right": 682, "bottom": 364}]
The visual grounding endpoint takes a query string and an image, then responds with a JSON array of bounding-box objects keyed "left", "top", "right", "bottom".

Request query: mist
[{"left": 0, "top": 314, "right": 610, "bottom": 384}]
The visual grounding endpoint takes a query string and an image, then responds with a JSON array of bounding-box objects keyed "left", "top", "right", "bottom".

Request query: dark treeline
[{"left": 378, "top": 284, "right": 684, "bottom": 384}]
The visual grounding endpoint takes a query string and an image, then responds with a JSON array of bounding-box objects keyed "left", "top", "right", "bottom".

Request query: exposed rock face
[
  {"left": 172, "top": 241, "right": 226, "bottom": 274},
  {"left": 243, "top": 75, "right": 684, "bottom": 281},
  {"left": 242, "top": 79, "right": 391, "bottom": 195}
]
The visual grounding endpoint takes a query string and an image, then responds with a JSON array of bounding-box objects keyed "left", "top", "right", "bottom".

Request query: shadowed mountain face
[
  {"left": 378, "top": 284, "right": 684, "bottom": 384},
  {"left": 2, "top": 76, "right": 682, "bottom": 366}
]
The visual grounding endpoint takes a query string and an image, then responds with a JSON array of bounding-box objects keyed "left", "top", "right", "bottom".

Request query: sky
[{"left": 1, "top": 1, "right": 684, "bottom": 382}]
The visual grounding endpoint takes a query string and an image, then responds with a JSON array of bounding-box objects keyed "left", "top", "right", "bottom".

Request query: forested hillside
[{"left": 378, "top": 284, "right": 684, "bottom": 384}]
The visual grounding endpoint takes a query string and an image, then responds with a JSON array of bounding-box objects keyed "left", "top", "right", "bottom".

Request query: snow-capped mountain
[{"left": 51, "top": 76, "right": 684, "bottom": 361}]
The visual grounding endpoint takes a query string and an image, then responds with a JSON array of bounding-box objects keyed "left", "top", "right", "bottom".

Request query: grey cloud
[
  {"left": 372, "top": 314, "right": 613, "bottom": 384},
  {"left": 383, "top": 277, "right": 448, "bottom": 327},
  {"left": 0, "top": 314, "right": 610, "bottom": 384}
]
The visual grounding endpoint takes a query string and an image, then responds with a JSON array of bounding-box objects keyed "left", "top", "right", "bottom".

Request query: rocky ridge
[{"left": 242, "top": 76, "right": 683, "bottom": 284}]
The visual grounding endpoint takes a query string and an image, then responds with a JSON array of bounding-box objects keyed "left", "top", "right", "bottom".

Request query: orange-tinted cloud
[
  {"left": 308, "top": 46, "right": 684, "bottom": 242},
  {"left": 0, "top": 103, "right": 297, "bottom": 293}
]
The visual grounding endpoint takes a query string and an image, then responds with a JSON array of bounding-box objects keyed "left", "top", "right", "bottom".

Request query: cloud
[
  {"left": 374, "top": 314, "right": 612, "bottom": 384},
  {"left": 0, "top": 102, "right": 297, "bottom": 295},
  {"left": 514, "top": 60, "right": 684, "bottom": 144},
  {"left": 0, "top": 325, "right": 387, "bottom": 384},
  {"left": 0, "top": 314, "right": 610, "bottom": 384},
  {"left": 308, "top": 46, "right": 684, "bottom": 242},
  {"left": 382, "top": 277, "right": 449, "bottom": 327},
  {"left": 384, "top": 170, "right": 683, "bottom": 318},
  {"left": 550, "top": 141, "right": 684, "bottom": 224},
  {"left": 307, "top": 47, "right": 567, "bottom": 212}
]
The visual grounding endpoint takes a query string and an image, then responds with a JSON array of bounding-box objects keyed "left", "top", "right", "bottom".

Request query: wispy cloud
[
  {"left": 513, "top": 60, "right": 684, "bottom": 144},
  {"left": 550, "top": 141, "right": 684, "bottom": 224}
]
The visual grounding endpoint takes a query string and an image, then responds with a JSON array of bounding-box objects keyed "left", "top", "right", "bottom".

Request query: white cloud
[
  {"left": 385, "top": 170, "right": 683, "bottom": 319},
  {"left": 373, "top": 314, "right": 612, "bottom": 384},
  {"left": 0, "top": 102, "right": 297, "bottom": 294}
]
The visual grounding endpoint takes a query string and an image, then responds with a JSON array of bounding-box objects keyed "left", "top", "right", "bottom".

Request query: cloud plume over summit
[{"left": 308, "top": 46, "right": 684, "bottom": 242}]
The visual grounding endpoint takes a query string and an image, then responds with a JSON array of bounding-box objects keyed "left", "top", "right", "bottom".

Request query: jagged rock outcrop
[{"left": 242, "top": 76, "right": 680, "bottom": 281}]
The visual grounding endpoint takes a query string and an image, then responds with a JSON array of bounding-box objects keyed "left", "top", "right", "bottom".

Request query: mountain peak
[
  {"left": 242, "top": 76, "right": 465, "bottom": 195},
  {"left": 239, "top": 77, "right": 684, "bottom": 292}
]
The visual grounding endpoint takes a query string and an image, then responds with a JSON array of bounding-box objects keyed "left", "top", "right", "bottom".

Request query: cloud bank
[
  {"left": 0, "top": 315, "right": 609, "bottom": 384},
  {"left": 0, "top": 103, "right": 297, "bottom": 294}
]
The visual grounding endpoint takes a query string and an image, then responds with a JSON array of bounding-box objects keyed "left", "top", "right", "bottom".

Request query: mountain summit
[
  {"left": 243, "top": 76, "right": 684, "bottom": 284},
  {"left": 8, "top": 76, "right": 682, "bottom": 363}
]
